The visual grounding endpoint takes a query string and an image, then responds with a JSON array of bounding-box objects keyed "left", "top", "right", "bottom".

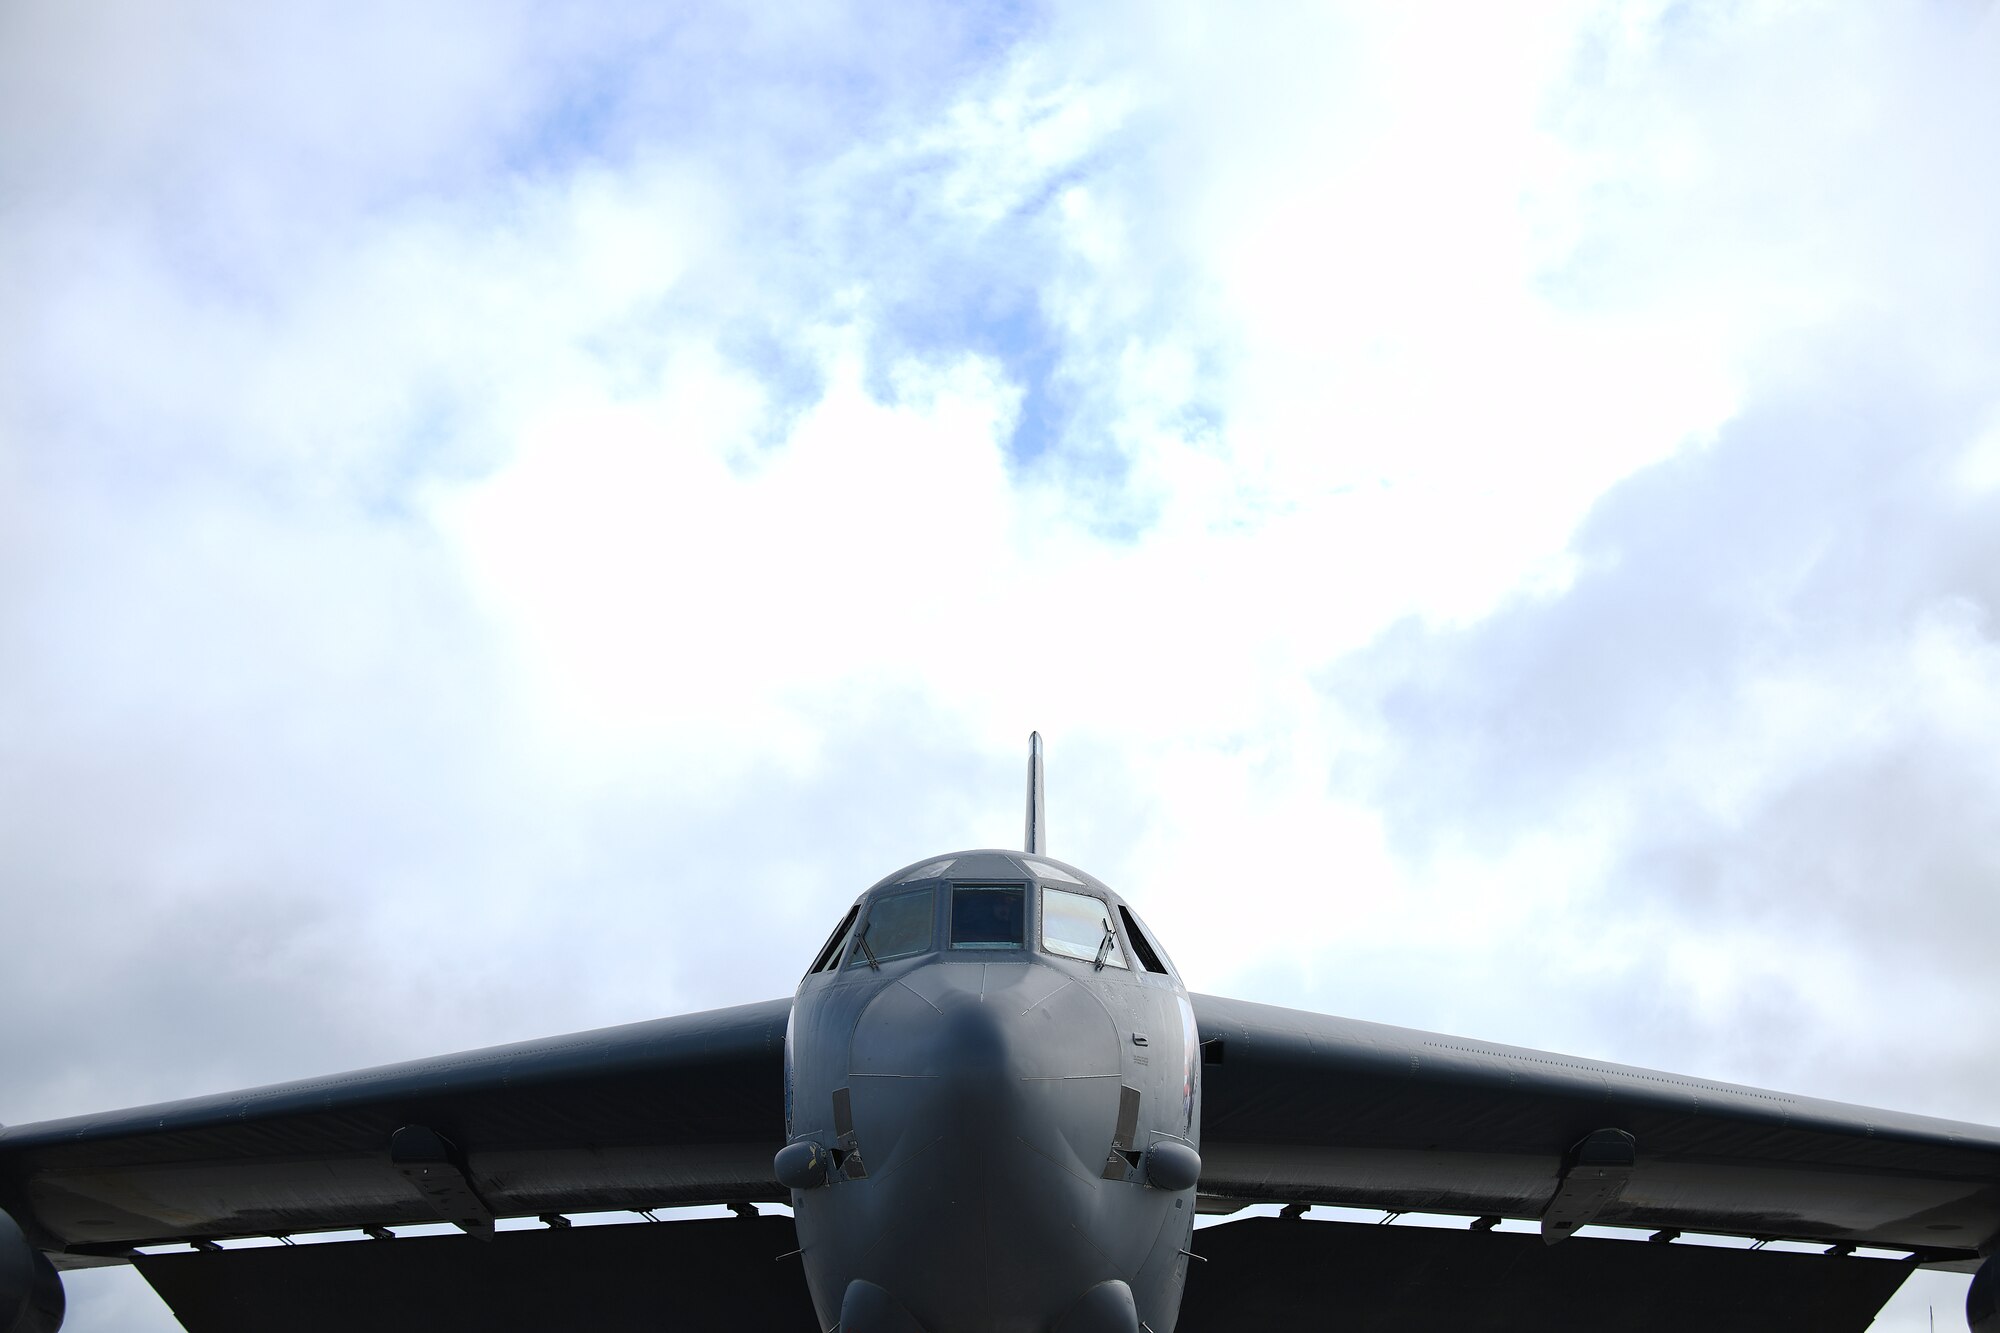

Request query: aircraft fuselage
[{"left": 782, "top": 850, "right": 1201, "bottom": 1333}]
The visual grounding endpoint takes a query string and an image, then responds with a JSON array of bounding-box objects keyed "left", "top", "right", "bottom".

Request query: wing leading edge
[
  {"left": 0, "top": 997, "right": 792, "bottom": 1256},
  {"left": 1192, "top": 992, "right": 2000, "bottom": 1257}
]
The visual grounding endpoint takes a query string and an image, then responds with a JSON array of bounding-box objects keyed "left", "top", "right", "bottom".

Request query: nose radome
[
  {"left": 823, "top": 962, "right": 1146, "bottom": 1333},
  {"left": 938, "top": 991, "right": 1011, "bottom": 1077},
  {"left": 843, "top": 960, "right": 1125, "bottom": 1184}
]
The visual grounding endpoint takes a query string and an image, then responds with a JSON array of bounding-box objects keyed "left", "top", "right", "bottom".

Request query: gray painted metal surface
[
  {"left": 1024, "top": 731, "right": 1046, "bottom": 857},
  {"left": 1193, "top": 991, "right": 2000, "bottom": 1253},
  {"left": 0, "top": 1001, "right": 790, "bottom": 1249}
]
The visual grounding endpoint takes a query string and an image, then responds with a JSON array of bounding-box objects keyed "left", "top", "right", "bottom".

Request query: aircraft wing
[
  {"left": 0, "top": 997, "right": 792, "bottom": 1257},
  {"left": 11, "top": 987, "right": 2000, "bottom": 1333},
  {"left": 1190, "top": 991, "right": 2000, "bottom": 1254}
]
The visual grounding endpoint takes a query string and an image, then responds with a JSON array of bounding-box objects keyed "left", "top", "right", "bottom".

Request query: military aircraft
[{"left": 5, "top": 735, "right": 2000, "bottom": 1332}]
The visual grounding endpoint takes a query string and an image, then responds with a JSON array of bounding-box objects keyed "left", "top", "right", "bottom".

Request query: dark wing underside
[
  {"left": 131, "top": 1212, "right": 1914, "bottom": 1333},
  {"left": 1192, "top": 992, "right": 2000, "bottom": 1257},
  {"left": 0, "top": 998, "right": 792, "bottom": 1255},
  {"left": 1176, "top": 1216, "right": 1913, "bottom": 1333},
  {"left": 133, "top": 1216, "right": 817, "bottom": 1333}
]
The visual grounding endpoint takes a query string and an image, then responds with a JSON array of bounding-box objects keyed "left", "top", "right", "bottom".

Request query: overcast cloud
[{"left": 4, "top": 2, "right": 1998, "bottom": 1328}]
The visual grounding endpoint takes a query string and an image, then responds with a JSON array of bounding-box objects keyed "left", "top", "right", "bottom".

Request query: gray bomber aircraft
[{"left": 7, "top": 736, "right": 2000, "bottom": 1332}]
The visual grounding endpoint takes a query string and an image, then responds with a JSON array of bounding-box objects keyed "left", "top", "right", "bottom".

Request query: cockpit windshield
[
  {"left": 826, "top": 876, "right": 1158, "bottom": 974},
  {"left": 1042, "top": 887, "right": 1127, "bottom": 969},
  {"left": 846, "top": 888, "right": 935, "bottom": 968},
  {"left": 950, "top": 885, "right": 1025, "bottom": 950}
]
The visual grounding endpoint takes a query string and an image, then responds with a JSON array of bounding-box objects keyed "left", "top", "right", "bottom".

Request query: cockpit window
[
  {"left": 1023, "top": 858, "right": 1085, "bottom": 886},
  {"left": 950, "top": 885, "right": 1026, "bottom": 950},
  {"left": 1042, "top": 887, "right": 1127, "bottom": 969},
  {"left": 809, "top": 905, "right": 860, "bottom": 974},
  {"left": 847, "top": 888, "right": 935, "bottom": 968},
  {"left": 1118, "top": 905, "right": 1171, "bottom": 975}
]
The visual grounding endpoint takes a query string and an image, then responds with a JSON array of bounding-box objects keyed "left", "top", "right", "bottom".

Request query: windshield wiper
[
  {"left": 1093, "top": 919, "right": 1116, "bottom": 971},
  {"left": 858, "top": 923, "right": 881, "bottom": 972}
]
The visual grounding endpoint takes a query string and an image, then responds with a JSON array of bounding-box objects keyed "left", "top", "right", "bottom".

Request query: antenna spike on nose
[{"left": 1024, "top": 732, "right": 1046, "bottom": 855}]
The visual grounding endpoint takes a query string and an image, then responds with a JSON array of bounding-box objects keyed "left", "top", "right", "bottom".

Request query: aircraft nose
[
  {"left": 938, "top": 983, "right": 1011, "bottom": 1068},
  {"left": 823, "top": 960, "right": 1130, "bottom": 1327},
  {"left": 848, "top": 957, "right": 1121, "bottom": 1090}
]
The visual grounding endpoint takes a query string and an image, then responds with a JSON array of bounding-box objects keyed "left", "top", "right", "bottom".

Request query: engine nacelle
[
  {"left": 0, "top": 1208, "right": 63, "bottom": 1333},
  {"left": 1971, "top": 1251, "right": 2000, "bottom": 1333}
]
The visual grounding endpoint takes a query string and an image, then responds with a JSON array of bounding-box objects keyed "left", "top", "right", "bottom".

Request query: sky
[{"left": 3, "top": 0, "right": 1998, "bottom": 1328}]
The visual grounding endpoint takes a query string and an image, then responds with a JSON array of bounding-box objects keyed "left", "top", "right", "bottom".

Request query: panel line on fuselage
[
  {"left": 895, "top": 978, "right": 945, "bottom": 1014},
  {"left": 1011, "top": 1129, "right": 1113, "bottom": 1190},
  {"left": 1020, "top": 977, "right": 1080, "bottom": 1015},
  {"left": 849, "top": 1134, "right": 942, "bottom": 1189}
]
